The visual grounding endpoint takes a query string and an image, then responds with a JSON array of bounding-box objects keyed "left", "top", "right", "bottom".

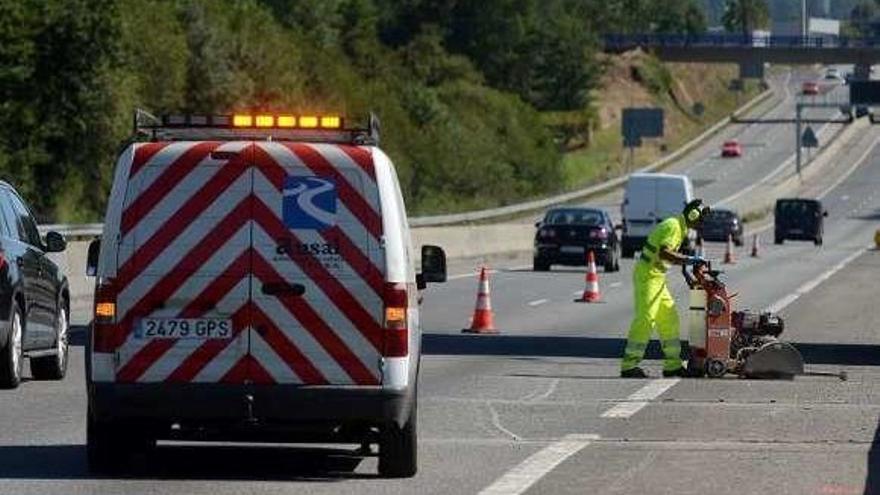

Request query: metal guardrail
[
  {"left": 409, "top": 87, "right": 774, "bottom": 226},
  {"left": 603, "top": 34, "right": 880, "bottom": 51},
  {"left": 36, "top": 85, "right": 775, "bottom": 235}
]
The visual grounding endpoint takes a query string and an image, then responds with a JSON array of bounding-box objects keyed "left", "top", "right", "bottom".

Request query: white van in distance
[
  {"left": 621, "top": 172, "right": 694, "bottom": 258},
  {"left": 84, "top": 111, "right": 446, "bottom": 478}
]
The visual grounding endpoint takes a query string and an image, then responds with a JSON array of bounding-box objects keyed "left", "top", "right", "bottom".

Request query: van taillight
[
  {"left": 93, "top": 279, "right": 118, "bottom": 353},
  {"left": 382, "top": 282, "right": 409, "bottom": 357}
]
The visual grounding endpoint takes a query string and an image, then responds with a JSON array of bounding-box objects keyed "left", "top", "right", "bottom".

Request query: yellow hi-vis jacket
[{"left": 638, "top": 214, "right": 687, "bottom": 272}]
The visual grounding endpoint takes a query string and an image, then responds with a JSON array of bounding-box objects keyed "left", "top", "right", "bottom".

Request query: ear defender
[{"left": 684, "top": 199, "right": 705, "bottom": 223}]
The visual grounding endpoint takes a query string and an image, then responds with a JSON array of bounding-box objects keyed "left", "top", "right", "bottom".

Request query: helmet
[{"left": 684, "top": 199, "right": 709, "bottom": 224}]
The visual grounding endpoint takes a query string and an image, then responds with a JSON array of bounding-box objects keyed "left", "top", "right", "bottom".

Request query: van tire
[
  {"left": 379, "top": 399, "right": 417, "bottom": 478},
  {"left": 0, "top": 307, "right": 23, "bottom": 389},
  {"left": 774, "top": 236, "right": 784, "bottom": 245},
  {"left": 533, "top": 258, "right": 550, "bottom": 272},
  {"left": 31, "top": 307, "right": 68, "bottom": 381},
  {"left": 87, "top": 414, "right": 125, "bottom": 473},
  {"left": 87, "top": 413, "right": 155, "bottom": 474},
  {"left": 621, "top": 246, "right": 635, "bottom": 259}
]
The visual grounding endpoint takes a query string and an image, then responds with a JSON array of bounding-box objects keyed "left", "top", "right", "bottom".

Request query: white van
[
  {"left": 84, "top": 112, "right": 446, "bottom": 478},
  {"left": 621, "top": 173, "right": 694, "bottom": 258}
]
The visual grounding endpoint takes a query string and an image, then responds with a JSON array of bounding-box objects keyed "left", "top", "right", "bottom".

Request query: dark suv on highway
[
  {"left": 534, "top": 207, "right": 620, "bottom": 272},
  {"left": 0, "top": 181, "right": 69, "bottom": 388},
  {"left": 699, "top": 208, "right": 744, "bottom": 246},
  {"left": 774, "top": 198, "right": 826, "bottom": 245}
]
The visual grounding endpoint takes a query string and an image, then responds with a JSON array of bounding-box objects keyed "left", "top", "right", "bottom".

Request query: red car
[
  {"left": 721, "top": 139, "right": 743, "bottom": 157},
  {"left": 802, "top": 81, "right": 820, "bottom": 95}
]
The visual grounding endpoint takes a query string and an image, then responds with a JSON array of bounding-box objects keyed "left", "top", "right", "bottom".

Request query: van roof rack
[{"left": 132, "top": 109, "right": 381, "bottom": 146}]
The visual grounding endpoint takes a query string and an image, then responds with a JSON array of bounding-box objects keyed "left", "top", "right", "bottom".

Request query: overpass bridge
[{"left": 603, "top": 34, "right": 880, "bottom": 67}]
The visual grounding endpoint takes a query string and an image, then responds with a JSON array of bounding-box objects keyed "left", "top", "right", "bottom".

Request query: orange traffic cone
[
  {"left": 724, "top": 234, "right": 737, "bottom": 264},
  {"left": 462, "top": 266, "right": 498, "bottom": 334},
  {"left": 750, "top": 234, "right": 760, "bottom": 258},
  {"left": 575, "top": 251, "right": 602, "bottom": 303}
]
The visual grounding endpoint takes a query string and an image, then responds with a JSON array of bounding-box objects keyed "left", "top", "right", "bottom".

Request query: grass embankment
[{"left": 560, "top": 52, "right": 761, "bottom": 189}]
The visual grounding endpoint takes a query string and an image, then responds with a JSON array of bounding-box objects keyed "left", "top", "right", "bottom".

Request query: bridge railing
[{"left": 603, "top": 34, "right": 880, "bottom": 51}]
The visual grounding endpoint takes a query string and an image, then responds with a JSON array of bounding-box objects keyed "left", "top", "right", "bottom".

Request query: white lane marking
[
  {"left": 745, "top": 134, "right": 879, "bottom": 236},
  {"left": 816, "top": 137, "right": 880, "bottom": 200},
  {"left": 765, "top": 246, "right": 869, "bottom": 314},
  {"left": 601, "top": 378, "right": 680, "bottom": 419},
  {"left": 478, "top": 434, "right": 600, "bottom": 495},
  {"left": 572, "top": 290, "right": 583, "bottom": 296},
  {"left": 447, "top": 264, "right": 533, "bottom": 281},
  {"left": 609, "top": 282, "right": 623, "bottom": 288},
  {"left": 527, "top": 299, "right": 549, "bottom": 307}
]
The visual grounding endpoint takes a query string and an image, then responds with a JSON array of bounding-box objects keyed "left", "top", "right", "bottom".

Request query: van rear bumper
[{"left": 88, "top": 382, "right": 412, "bottom": 434}]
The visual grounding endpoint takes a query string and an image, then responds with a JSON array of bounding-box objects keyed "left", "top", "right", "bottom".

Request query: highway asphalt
[{"left": 1, "top": 69, "right": 879, "bottom": 494}]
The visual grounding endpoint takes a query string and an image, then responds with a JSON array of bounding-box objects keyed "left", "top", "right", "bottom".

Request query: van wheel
[
  {"left": 87, "top": 414, "right": 125, "bottom": 473},
  {"left": 532, "top": 258, "right": 550, "bottom": 272},
  {"left": 774, "top": 236, "right": 784, "bottom": 245},
  {"left": 621, "top": 246, "right": 635, "bottom": 259},
  {"left": 378, "top": 399, "right": 417, "bottom": 478},
  {"left": 87, "top": 412, "right": 155, "bottom": 474},
  {"left": 604, "top": 249, "right": 620, "bottom": 272},
  {"left": 0, "top": 307, "right": 23, "bottom": 389},
  {"left": 31, "top": 307, "right": 68, "bottom": 381}
]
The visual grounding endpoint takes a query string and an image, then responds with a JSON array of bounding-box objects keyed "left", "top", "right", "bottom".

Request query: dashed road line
[
  {"left": 527, "top": 299, "right": 549, "bottom": 307},
  {"left": 600, "top": 378, "right": 681, "bottom": 419},
  {"left": 478, "top": 434, "right": 600, "bottom": 495},
  {"left": 765, "top": 246, "right": 869, "bottom": 314}
]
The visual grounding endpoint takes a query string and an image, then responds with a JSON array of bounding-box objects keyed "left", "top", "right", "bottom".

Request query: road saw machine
[{"left": 683, "top": 262, "right": 805, "bottom": 379}]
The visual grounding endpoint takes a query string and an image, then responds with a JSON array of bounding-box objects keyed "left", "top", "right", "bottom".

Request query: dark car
[
  {"left": 0, "top": 181, "right": 69, "bottom": 388},
  {"left": 699, "top": 208, "right": 744, "bottom": 246},
  {"left": 774, "top": 198, "right": 826, "bottom": 245},
  {"left": 534, "top": 207, "right": 620, "bottom": 272}
]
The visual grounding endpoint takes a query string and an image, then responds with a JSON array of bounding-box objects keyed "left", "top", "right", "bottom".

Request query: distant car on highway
[
  {"left": 774, "top": 198, "right": 827, "bottom": 246},
  {"left": 0, "top": 181, "right": 69, "bottom": 389},
  {"left": 721, "top": 139, "right": 743, "bottom": 158},
  {"left": 802, "top": 81, "right": 820, "bottom": 95},
  {"left": 824, "top": 68, "right": 843, "bottom": 83},
  {"left": 534, "top": 207, "right": 620, "bottom": 272},
  {"left": 699, "top": 208, "right": 743, "bottom": 246}
]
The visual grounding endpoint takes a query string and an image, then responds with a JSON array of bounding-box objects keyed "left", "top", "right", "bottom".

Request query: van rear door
[
  {"left": 655, "top": 177, "right": 688, "bottom": 221},
  {"left": 113, "top": 141, "right": 254, "bottom": 384},
  {"left": 624, "top": 176, "right": 656, "bottom": 235},
  {"left": 249, "top": 142, "right": 385, "bottom": 386}
]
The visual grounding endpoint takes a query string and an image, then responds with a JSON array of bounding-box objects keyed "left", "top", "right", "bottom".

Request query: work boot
[
  {"left": 621, "top": 367, "right": 649, "bottom": 378},
  {"left": 662, "top": 367, "right": 688, "bottom": 378}
]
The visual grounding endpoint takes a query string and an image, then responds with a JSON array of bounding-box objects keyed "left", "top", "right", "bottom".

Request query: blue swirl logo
[{"left": 283, "top": 176, "right": 337, "bottom": 230}]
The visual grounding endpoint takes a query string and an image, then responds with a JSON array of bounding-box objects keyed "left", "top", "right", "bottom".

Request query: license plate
[
  {"left": 137, "top": 318, "right": 233, "bottom": 340},
  {"left": 560, "top": 246, "right": 585, "bottom": 254}
]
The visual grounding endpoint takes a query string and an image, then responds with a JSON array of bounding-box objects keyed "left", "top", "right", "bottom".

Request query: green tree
[{"left": 722, "top": 0, "right": 770, "bottom": 35}]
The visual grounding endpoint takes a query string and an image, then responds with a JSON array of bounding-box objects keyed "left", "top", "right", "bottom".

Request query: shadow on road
[
  {"left": 423, "top": 333, "right": 880, "bottom": 366},
  {"left": 866, "top": 420, "right": 880, "bottom": 495},
  {"left": 0, "top": 444, "right": 373, "bottom": 481}
]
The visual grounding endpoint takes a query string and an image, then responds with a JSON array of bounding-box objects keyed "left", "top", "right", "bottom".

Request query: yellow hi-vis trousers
[{"left": 621, "top": 261, "right": 682, "bottom": 372}]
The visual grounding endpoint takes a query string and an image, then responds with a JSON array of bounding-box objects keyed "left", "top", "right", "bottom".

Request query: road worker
[{"left": 621, "top": 199, "right": 710, "bottom": 378}]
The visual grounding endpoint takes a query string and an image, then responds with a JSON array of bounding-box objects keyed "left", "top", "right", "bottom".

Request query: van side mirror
[
  {"left": 86, "top": 238, "right": 101, "bottom": 277},
  {"left": 44, "top": 231, "right": 67, "bottom": 253},
  {"left": 418, "top": 245, "right": 446, "bottom": 290}
]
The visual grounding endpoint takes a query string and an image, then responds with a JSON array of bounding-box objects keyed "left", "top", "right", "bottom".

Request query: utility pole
[{"left": 801, "top": 0, "right": 808, "bottom": 38}]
